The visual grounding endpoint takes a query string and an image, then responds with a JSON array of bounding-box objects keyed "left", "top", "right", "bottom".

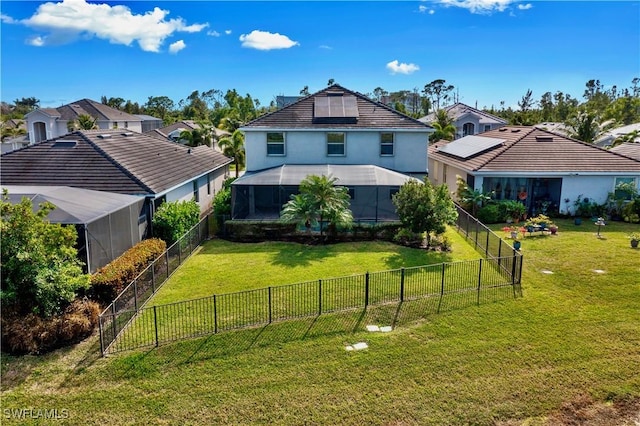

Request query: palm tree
[
  {"left": 280, "top": 193, "right": 317, "bottom": 234},
  {"left": 429, "top": 109, "right": 456, "bottom": 143},
  {"left": 76, "top": 114, "right": 98, "bottom": 130},
  {"left": 565, "top": 110, "right": 614, "bottom": 143},
  {"left": 217, "top": 129, "right": 245, "bottom": 177}
]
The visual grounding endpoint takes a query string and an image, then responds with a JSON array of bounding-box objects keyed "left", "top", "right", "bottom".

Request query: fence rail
[{"left": 99, "top": 205, "right": 523, "bottom": 356}]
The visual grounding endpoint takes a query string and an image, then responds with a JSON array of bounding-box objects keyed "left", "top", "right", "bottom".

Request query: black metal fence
[
  {"left": 98, "top": 215, "right": 211, "bottom": 355},
  {"left": 454, "top": 203, "right": 523, "bottom": 285},
  {"left": 101, "top": 254, "right": 521, "bottom": 355}
]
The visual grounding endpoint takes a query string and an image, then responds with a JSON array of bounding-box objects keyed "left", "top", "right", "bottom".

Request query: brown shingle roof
[
  {"left": 610, "top": 143, "right": 640, "bottom": 161},
  {"left": 429, "top": 126, "right": 640, "bottom": 173},
  {"left": 1, "top": 130, "right": 232, "bottom": 195},
  {"left": 243, "top": 84, "right": 432, "bottom": 130},
  {"left": 55, "top": 99, "right": 141, "bottom": 122}
]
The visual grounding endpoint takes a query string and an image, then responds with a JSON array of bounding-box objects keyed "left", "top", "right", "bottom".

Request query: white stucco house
[
  {"left": 25, "top": 99, "right": 143, "bottom": 144},
  {"left": 428, "top": 126, "right": 640, "bottom": 216},
  {"left": 232, "top": 84, "right": 433, "bottom": 221},
  {"left": 419, "top": 103, "right": 507, "bottom": 139}
]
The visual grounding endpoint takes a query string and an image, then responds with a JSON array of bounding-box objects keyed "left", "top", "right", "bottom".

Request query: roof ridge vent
[
  {"left": 122, "top": 132, "right": 134, "bottom": 136},
  {"left": 498, "top": 128, "right": 508, "bottom": 132},
  {"left": 511, "top": 129, "right": 521, "bottom": 133},
  {"left": 98, "top": 134, "right": 112, "bottom": 139}
]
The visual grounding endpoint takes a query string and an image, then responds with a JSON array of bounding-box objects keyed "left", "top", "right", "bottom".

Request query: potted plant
[
  {"left": 549, "top": 224, "right": 558, "bottom": 235},
  {"left": 629, "top": 232, "right": 640, "bottom": 248}
]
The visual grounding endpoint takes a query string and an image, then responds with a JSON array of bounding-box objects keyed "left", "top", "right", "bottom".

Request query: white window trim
[
  {"left": 266, "top": 132, "right": 286, "bottom": 156},
  {"left": 327, "top": 132, "right": 346, "bottom": 157}
]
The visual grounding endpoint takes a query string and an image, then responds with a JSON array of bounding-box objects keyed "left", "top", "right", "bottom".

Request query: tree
[
  {"left": 1, "top": 192, "right": 90, "bottom": 317},
  {"left": 12, "top": 97, "right": 39, "bottom": 115},
  {"left": 218, "top": 129, "right": 246, "bottom": 177},
  {"left": 429, "top": 109, "right": 456, "bottom": 143},
  {"left": 152, "top": 199, "right": 200, "bottom": 244},
  {"left": 392, "top": 178, "right": 458, "bottom": 246},
  {"left": 144, "top": 96, "right": 175, "bottom": 121},
  {"left": 373, "top": 87, "right": 388, "bottom": 102},
  {"left": 300, "top": 86, "right": 310, "bottom": 96},
  {"left": 565, "top": 110, "right": 614, "bottom": 143},
  {"left": 280, "top": 175, "right": 353, "bottom": 237},
  {"left": 327, "top": 78, "right": 335, "bottom": 86},
  {"left": 75, "top": 114, "right": 98, "bottom": 130},
  {"left": 423, "top": 79, "right": 455, "bottom": 111}
]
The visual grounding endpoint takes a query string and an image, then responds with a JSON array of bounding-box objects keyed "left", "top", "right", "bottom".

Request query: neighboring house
[
  {"left": 152, "top": 120, "right": 230, "bottom": 150},
  {"left": 233, "top": 84, "right": 433, "bottom": 221},
  {"left": 595, "top": 122, "right": 640, "bottom": 147},
  {"left": 428, "top": 126, "right": 640, "bottom": 216},
  {"left": 1, "top": 129, "right": 233, "bottom": 222},
  {"left": 419, "top": 103, "right": 507, "bottom": 139},
  {"left": 25, "top": 99, "right": 143, "bottom": 144},
  {"left": 533, "top": 122, "right": 571, "bottom": 136},
  {"left": 2, "top": 185, "right": 145, "bottom": 273},
  {"left": 135, "top": 114, "right": 164, "bottom": 133},
  {"left": 610, "top": 142, "right": 640, "bottom": 161}
]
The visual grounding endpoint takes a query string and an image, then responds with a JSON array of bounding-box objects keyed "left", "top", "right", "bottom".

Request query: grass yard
[{"left": 1, "top": 220, "right": 639, "bottom": 425}]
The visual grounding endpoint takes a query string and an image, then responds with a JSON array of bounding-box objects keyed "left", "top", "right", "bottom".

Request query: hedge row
[
  {"left": 90, "top": 238, "right": 166, "bottom": 305},
  {"left": 1, "top": 299, "right": 101, "bottom": 355}
]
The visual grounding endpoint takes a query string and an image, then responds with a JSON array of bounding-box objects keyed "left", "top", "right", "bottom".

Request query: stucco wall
[
  {"left": 165, "top": 167, "right": 229, "bottom": 216},
  {"left": 245, "top": 130, "right": 428, "bottom": 173}
]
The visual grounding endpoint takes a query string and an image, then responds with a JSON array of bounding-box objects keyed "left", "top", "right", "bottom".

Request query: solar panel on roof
[
  {"left": 314, "top": 95, "right": 359, "bottom": 119},
  {"left": 438, "top": 135, "right": 505, "bottom": 159}
]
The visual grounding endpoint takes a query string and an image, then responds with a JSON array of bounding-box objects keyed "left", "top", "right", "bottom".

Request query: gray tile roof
[
  {"left": 38, "top": 99, "right": 142, "bottom": 122},
  {"left": 1, "top": 129, "right": 232, "bottom": 195},
  {"left": 610, "top": 143, "right": 640, "bottom": 161},
  {"left": 429, "top": 126, "right": 640, "bottom": 173},
  {"left": 242, "top": 84, "right": 433, "bottom": 130},
  {"left": 419, "top": 103, "right": 507, "bottom": 125}
]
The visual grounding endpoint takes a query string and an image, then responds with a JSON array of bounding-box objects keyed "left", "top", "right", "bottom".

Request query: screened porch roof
[{"left": 232, "top": 164, "right": 419, "bottom": 187}]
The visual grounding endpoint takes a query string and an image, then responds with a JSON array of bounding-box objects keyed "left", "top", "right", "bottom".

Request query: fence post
[
  {"left": 134, "top": 280, "right": 138, "bottom": 312},
  {"left": 166, "top": 250, "right": 170, "bottom": 278},
  {"left": 477, "top": 259, "right": 483, "bottom": 306},
  {"left": 437, "top": 263, "right": 446, "bottom": 313},
  {"left": 498, "top": 239, "right": 502, "bottom": 268},
  {"left": 178, "top": 239, "right": 182, "bottom": 264},
  {"left": 400, "top": 268, "right": 405, "bottom": 302},
  {"left": 268, "top": 287, "right": 272, "bottom": 323},
  {"left": 99, "top": 315, "right": 105, "bottom": 356},
  {"left": 474, "top": 218, "right": 479, "bottom": 248},
  {"left": 153, "top": 306, "right": 159, "bottom": 347},
  {"left": 111, "top": 303, "right": 117, "bottom": 340},
  {"left": 485, "top": 230, "right": 490, "bottom": 256},
  {"left": 318, "top": 279, "right": 322, "bottom": 316},
  {"left": 151, "top": 260, "right": 156, "bottom": 293},
  {"left": 213, "top": 295, "right": 218, "bottom": 333},
  {"left": 365, "top": 272, "right": 370, "bottom": 307}
]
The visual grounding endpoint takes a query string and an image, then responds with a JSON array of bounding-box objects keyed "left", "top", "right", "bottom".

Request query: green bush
[
  {"left": 224, "top": 220, "right": 298, "bottom": 241},
  {"left": 152, "top": 199, "right": 200, "bottom": 244},
  {"left": 351, "top": 222, "right": 402, "bottom": 241},
  {"left": 477, "top": 204, "right": 502, "bottom": 224},
  {"left": 90, "top": 238, "right": 166, "bottom": 305},
  {"left": 1, "top": 298, "right": 101, "bottom": 355},
  {"left": 497, "top": 200, "right": 527, "bottom": 221}
]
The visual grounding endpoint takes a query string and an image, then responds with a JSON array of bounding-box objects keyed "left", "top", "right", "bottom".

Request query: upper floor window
[
  {"left": 327, "top": 132, "right": 345, "bottom": 156},
  {"left": 267, "top": 132, "right": 285, "bottom": 156},
  {"left": 124, "top": 121, "right": 129, "bottom": 129},
  {"left": 463, "top": 123, "right": 475, "bottom": 136},
  {"left": 380, "top": 132, "right": 394, "bottom": 156}
]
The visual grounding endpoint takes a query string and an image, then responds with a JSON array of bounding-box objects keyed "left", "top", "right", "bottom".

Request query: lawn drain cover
[
  {"left": 593, "top": 269, "right": 606, "bottom": 274},
  {"left": 541, "top": 270, "right": 554, "bottom": 274},
  {"left": 366, "top": 325, "right": 380, "bottom": 332},
  {"left": 345, "top": 342, "right": 368, "bottom": 351},
  {"left": 380, "top": 326, "right": 393, "bottom": 333}
]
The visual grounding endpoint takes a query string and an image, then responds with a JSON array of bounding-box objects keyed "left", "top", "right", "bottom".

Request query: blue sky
[{"left": 1, "top": 1, "right": 639, "bottom": 111}]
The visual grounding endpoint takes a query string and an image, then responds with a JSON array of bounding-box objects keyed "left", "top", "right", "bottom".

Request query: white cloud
[
  {"left": 437, "top": 0, "right": 515, "bottom": 14},
  {"left": 225, "top": 30, "right": 232, "bottom": 35},
  {"left": 1, "top": 14, "right": 17, "bottom": 24},
  {"left": 169, "top": 39, "right": 186, "bottom": 54},
  {"left": 239, "top": 30, "right": 299, "bottom": 51},
  {"left": 386, "top": 60, "right": 420, "bottom": 75},
  {"left": 19, "top": 0, "right": 208, "bottom": 52},
  {"left": 518, "top": 3, "right": 533, "bottom": 10},
  {"left": 418, "top": 5, "right": 435, "bottom": 14},
  {"left": 430, "top": 9, "right": 436, "bottom": 15},
  {"left": 207, "top": 30, "right": 220, "bottom": 37},
  {"left": 27, "top": 35, "right": 46, "bottom": 47},
  {"left": 319, "top": 44, "right": 332, "bottom": 50}
]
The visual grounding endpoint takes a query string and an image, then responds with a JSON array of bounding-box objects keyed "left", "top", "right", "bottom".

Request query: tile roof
[
  {"left": 1, "top": 129, "right": 232, "bottom": 195},
  {"left": 429, "top": 126, "right": 640, "bottom": 173},
  {"left": 419, "top": 103, "right": 507, "bottom": 125},
  {"left": 609, "top": 143, "right": 640, "bottom": 161},
  {"left": 28, "top": 99, "right": 140, "bottom": 122},
  {"left": 242, "top": 84, "right": 432, "bottom": 130}
]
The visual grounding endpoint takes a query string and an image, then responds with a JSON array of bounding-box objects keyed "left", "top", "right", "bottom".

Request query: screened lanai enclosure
[
  {"left": 481, "top": 177, "right": 563, "bottom": 216},
  {"left": 3, "top": 186, "right": 146, "bottom": 273},
  {"left": 231, "top": 164, "right": 419, "bottom": 222}
]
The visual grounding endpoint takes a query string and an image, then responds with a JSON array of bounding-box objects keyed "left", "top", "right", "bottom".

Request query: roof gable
[
  {"left": 243, "top": 84, "right": 432, "bottom": 130},
  {"left": 420, "top": 103, "right": 507, "bottom": 125}
]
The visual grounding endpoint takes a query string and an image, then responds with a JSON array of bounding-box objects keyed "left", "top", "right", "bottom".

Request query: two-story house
[
  {"left": 419, "top": 103, "right": 507, "bottom": 139},
  {"left": 232, "top": 84, "right": 433, "bottom": 221},
  {"left": 25, "top": 99, "right": 144, "bottom": 144}
]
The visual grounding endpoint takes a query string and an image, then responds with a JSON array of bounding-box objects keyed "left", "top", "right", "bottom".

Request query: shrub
[
  {"left": 152, "top": 199, "right": 200, "bottom": 244},
  {"left": 1, "top": 298, "right": 100, "bottom": 355},
  {"left": 224, "top": 220, "right": 298, "bottom": 241},
  {"left": 477, "top": 204, "right": 502, "bottom": 224},
  {"left": 498, "top": 200, "right": 526, "bottom": 221},
  {"left": 90, "top": 238, "right": 166, "bottom": 305}
]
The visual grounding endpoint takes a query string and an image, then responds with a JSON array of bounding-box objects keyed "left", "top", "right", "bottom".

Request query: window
[
  {"left": 483, "top": 124, "right": 491, "bottom": 132},
  {"left": 462, "top": 123, "right": 475, "bottom": 136},
  {"left": 193, "top": 180, "right": 199, "bottom": 203},
  {"left": 347, "top": 187, "right": 355, "bottom": 200},
  {"left": 614, "top": 177, "right": 637, "bottom": 200},
  {"left": 124, "top": 121, "right": 129, "bottom": 129},
  {"left": 327, "top": 132, "right": 345, "bottom": 156},
  {"left": 267, "top": 132, "right": 285, "bottom": 156},
  {"left": 113, "top": 122, "right": 118, "bottom": 129},
  {"left": 380, "top": 132, "right": 394, "bottom": 156},
  {"left": 206, "top": 173, "right": 211, "bottom": 195}
]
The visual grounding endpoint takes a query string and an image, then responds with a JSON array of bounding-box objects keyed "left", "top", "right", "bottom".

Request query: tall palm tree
[
  {"left": 565, "top": 110, "right": 614, "bottom": 143},
  {"left": 293, "top": 175, "right": 353, "bottom": 237},
  {"left": 217, "top": 129, "right": 246, "bottom": 177},
  {"left": 76, "top": 114, "right": 98, "bottom": 130}
]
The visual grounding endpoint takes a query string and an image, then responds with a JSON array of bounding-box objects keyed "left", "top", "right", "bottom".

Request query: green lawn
[{"left": 1, "top": 220, "right": 639, "bottom": 425}]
